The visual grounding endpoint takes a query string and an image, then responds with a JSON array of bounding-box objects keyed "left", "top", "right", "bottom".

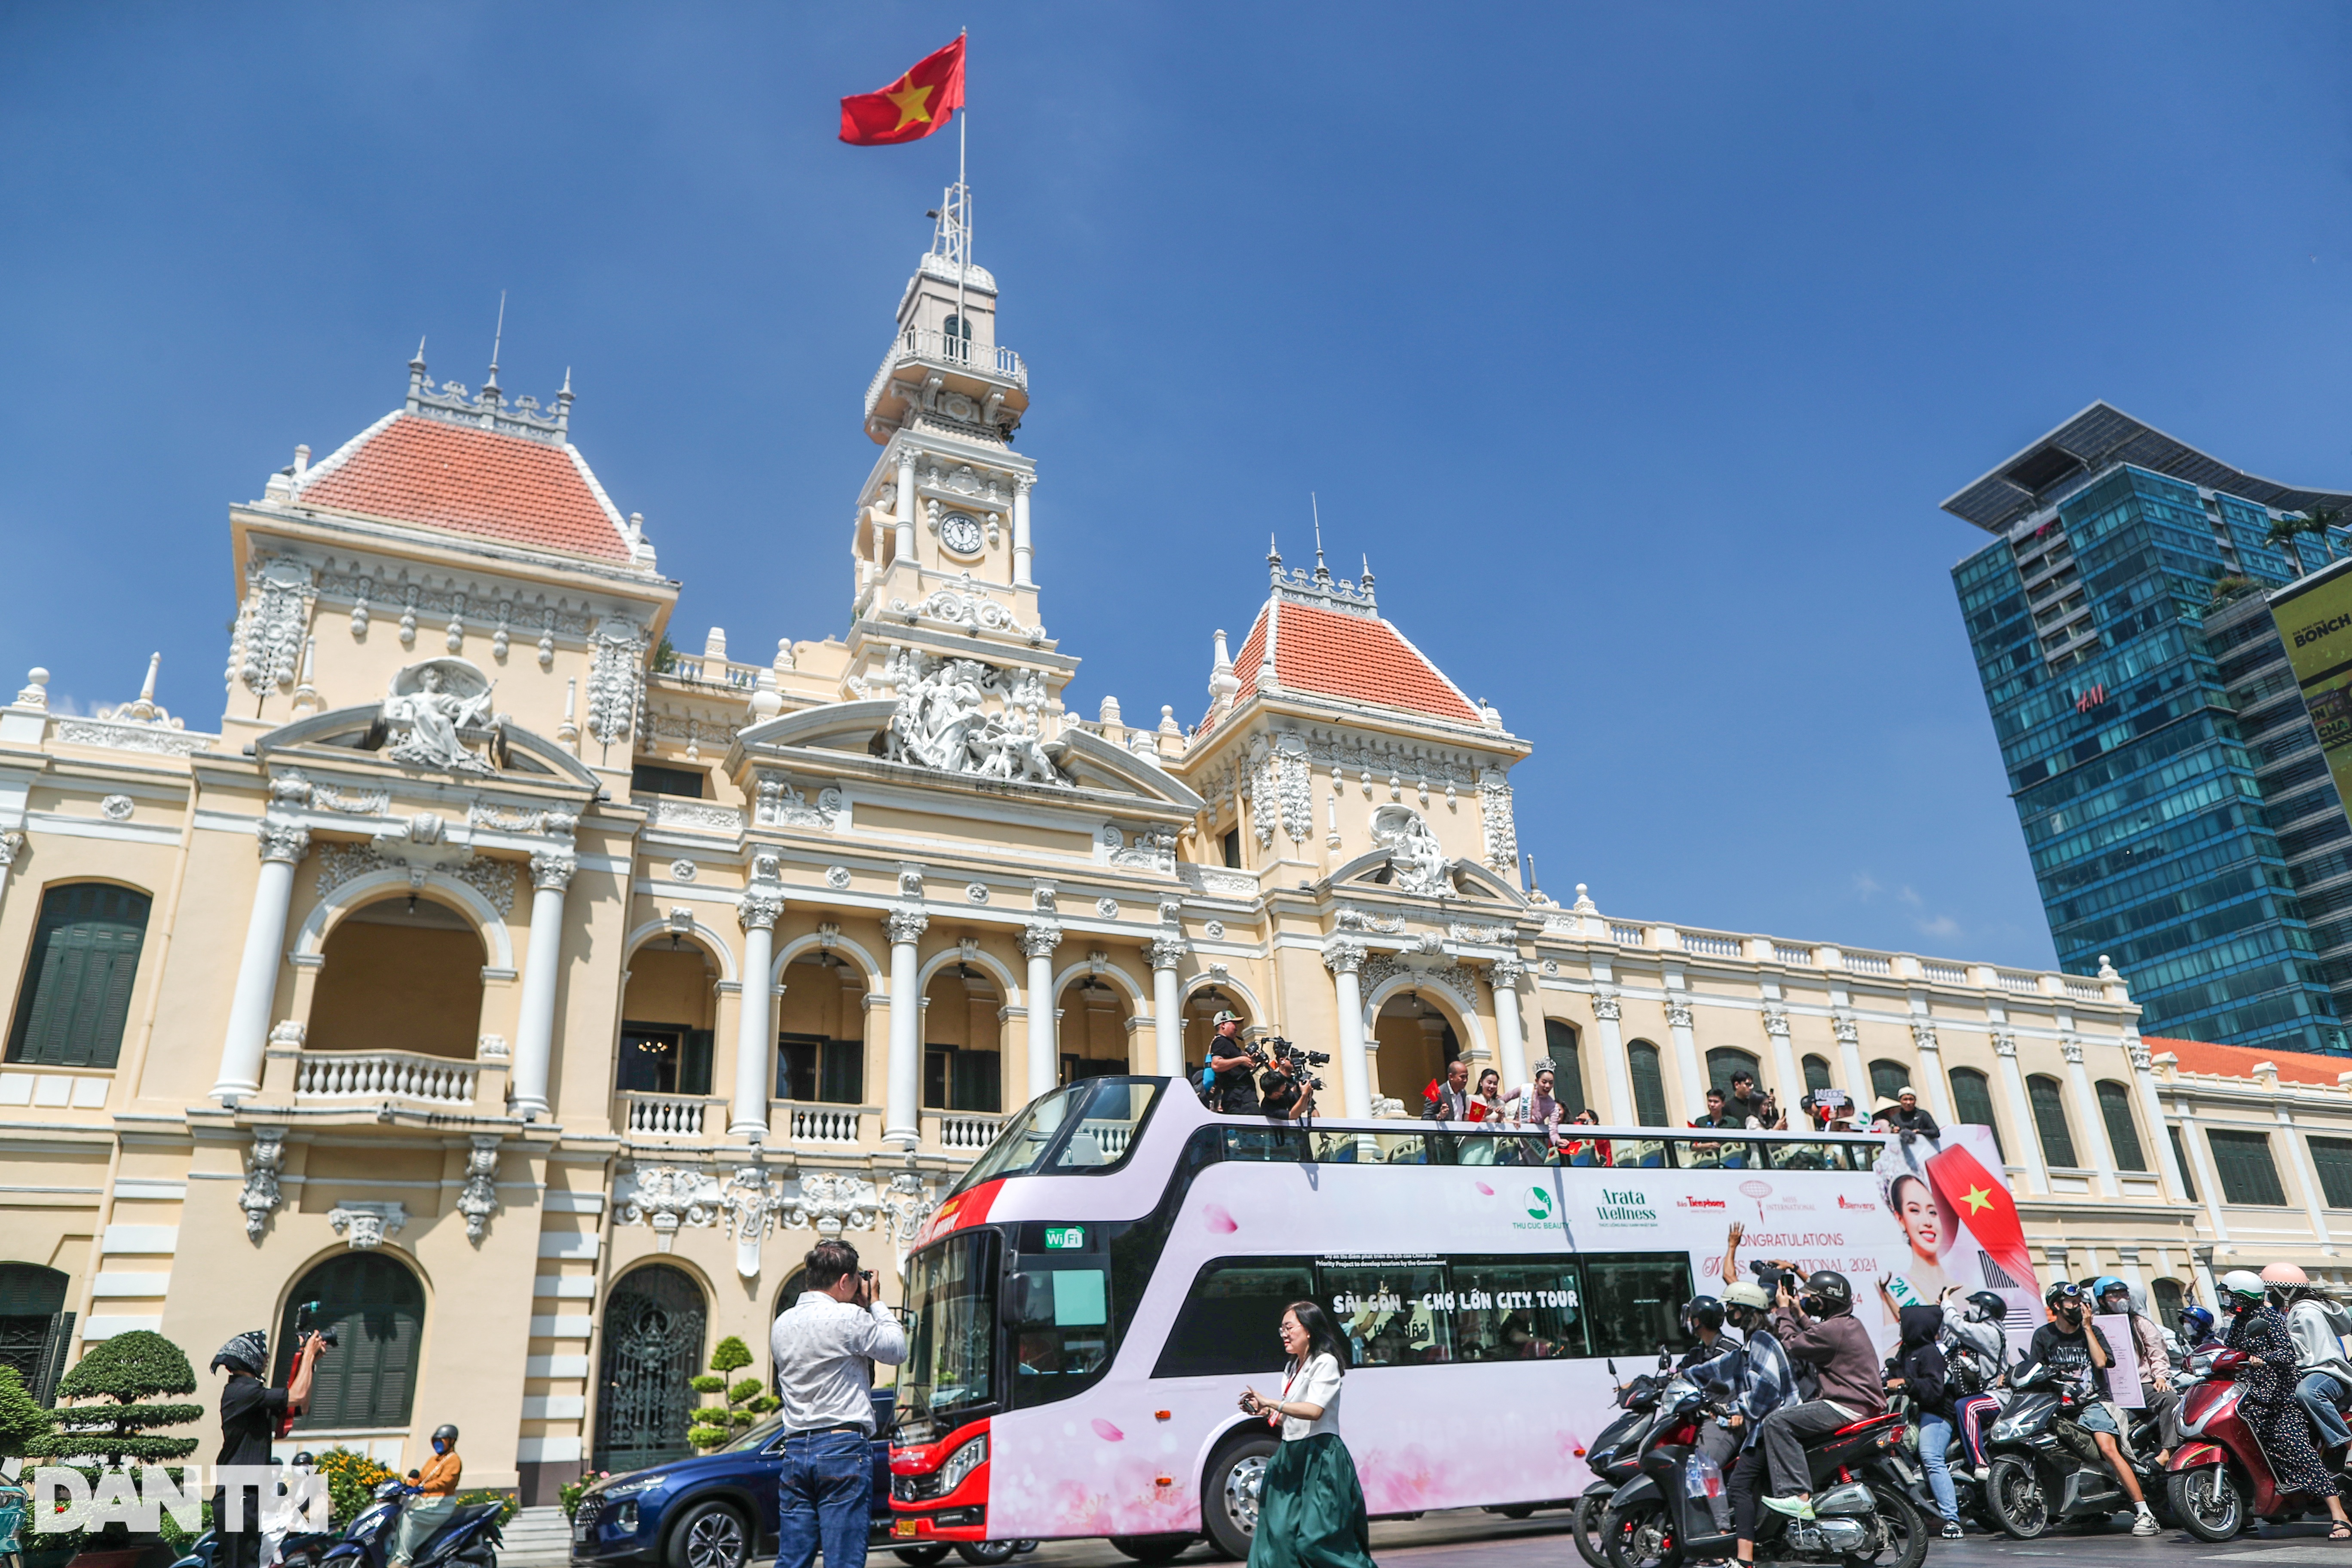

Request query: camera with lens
[
  {"left": 293, "top": 1300, "right": 339, "bottom": 1349},
  {"left": 1748, "top": 1259, "right": 1792, "bottom": 1298},
  {"left": 1262, "top": 1036, "right": 1329, "bottom": 1090}
]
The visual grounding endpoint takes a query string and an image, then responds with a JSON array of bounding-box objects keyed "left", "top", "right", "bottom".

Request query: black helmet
[
  {"left": 1800, "top": 1271, "right": 1853, "bottom": 1316},
  {"left": 1683, "top": 1295, "right": 1725, "bottom": 1333},
  {"left": 1963, "top": 1291, "right": 2007, "bottom": 1325},
  {"left": 291, "top": 1451, "right": 315, "bottom": 1468},
  {"left": 432, "top": 1424, "right": 459, "bottom": 1446}
]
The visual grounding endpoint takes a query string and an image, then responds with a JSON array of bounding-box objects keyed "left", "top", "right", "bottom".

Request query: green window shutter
[
  {"left": 7, "top": 885, "right": 151, "bottom": 1069},
  {"left": 1948, "top": 1069, "right": 2004, "bottom": 1161},
  {"left": 2207, "top": 1129, "right": 2288, "bottom": 1206},
  {"left": 1629, "top": 1042, "right": 1668, "bottom": 1126},
  {"left": 1706, "top": 1048, "right": 1759, "bottom": 1096},
  {"left": 1544, "top": 1020, "right": 1586, "bottom": 1118},
  {"left": 1870, "top": 1060, "right": 1908, "bottom": 1104},
  {"left": 2168, "top": 1127, "right": 2198, "bottom": 1202},
  {"left": 277, "top": 1254, "right": 425, "bottom": 1431},
  {"left": 2310, "top": 1137, "right": 2352, "bottom": 1210},
  {"left": 2027, "top": 1075, "right": 2077, "bottom": 1169},
  {"left": 2095, "top": 1081, "right": 2148, "bottom": 1172},
  {"left": 1802, "top": 1055, "right": 1832, "bottom": 1093}
]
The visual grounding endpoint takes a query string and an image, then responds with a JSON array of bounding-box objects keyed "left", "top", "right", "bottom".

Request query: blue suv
[{"left": 570, "top": 1393, "right": 918, "bottom": 1568}]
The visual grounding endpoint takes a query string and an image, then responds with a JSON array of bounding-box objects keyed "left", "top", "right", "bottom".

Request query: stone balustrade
[{"left": 295, "top": 1050, "right": 478, "bottom": 1106}]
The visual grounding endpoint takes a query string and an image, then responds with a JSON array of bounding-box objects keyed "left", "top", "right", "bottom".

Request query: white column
[
  {"left": 1592, "top": 992, "right": 1637, "bottom": 1125},
  {"left": 1491, "top": 959, "right": 1530, "bottom": 1091},
  {"left": 2274, "top": 1102, "right": 2335, "bottom": 1250},
  {"left": 212, "top": 821, "right": 310, "bottom": 1101},
  {"left": 729, "top": 890, "right": 782, "bottom": 1139},
  {"left": 1012, "top": 474, "right": 1035, "bottom": 587},
  {"left": 2059, "top": 1036, "right": 2119, "bottom": 1197},
  {"left": 1762, "top": 1006, "right": 1801, "bottom": 1109},
  {"left": 510, "top": 850, "right": 576, "bottom": 1121},
  {"left": 885, "top": 910, "right": 927, "bottom": 1147},
  {"left": 1022, "top": 922, "right": 1060, "bottom": 1105},
  {"left": 894, "top": 450, "right": 919, "bottom": 567},
  {"left": 1665, "top": 995, "right": 1703, "bottom": 1117},
  {"left": 2131, "top": 1038, "right": 2193, "bottom": 1203},
  {"left": 1325, "top": 940, "right": 1372, "bottom": 1118},
  {"left": 2172, "top": 1100, "right": 2234, "bottom": 1250},
  {"left": 1149, "top": 937, "right": 1185, "bottom": 1078},
  {"left": 1832, "top": 1015, "right": 1868, "bottom": 1112},
  {"left": 1909, "top": 1022, "right": 1955, "bottom": 1125},
  {"left": 1991, "top": 1032, "right": 2049, "bottom": 1194}
]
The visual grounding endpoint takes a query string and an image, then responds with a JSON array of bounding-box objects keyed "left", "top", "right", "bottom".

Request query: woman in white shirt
[{"left": 1239, "top": 1301, "right": 1376, "bottom": 1568}]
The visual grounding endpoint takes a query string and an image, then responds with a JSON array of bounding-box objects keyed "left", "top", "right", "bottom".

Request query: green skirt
[{"left": 1250, "top": 1432, "right": 1376, "bottom": 1568}]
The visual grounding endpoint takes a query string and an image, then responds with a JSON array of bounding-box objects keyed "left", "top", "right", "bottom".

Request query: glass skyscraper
[{"left": 1944, "top": 403, "right": 2352, "bottom": 1054}]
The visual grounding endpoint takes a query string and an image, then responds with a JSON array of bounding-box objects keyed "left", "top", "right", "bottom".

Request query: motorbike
[
  {"left": 320, "top": 1479, "right": 501, "bottom": 1568},
  {"left": 1570, "top": 1354, "right": 1676, "bottom": 1568},
  {"left": 2165, "top": 1346, "right": 2339, "bottom": 1541},
  {"left": 1600, "top": 1376, "right": 1927, "bottom": 1568},
  {"left": 1878, "top": 1390, "right": 1993, "bottom": 1534},
  {"left": 1980, "top": 1368, "right": 2163, "bottom": 1539}
]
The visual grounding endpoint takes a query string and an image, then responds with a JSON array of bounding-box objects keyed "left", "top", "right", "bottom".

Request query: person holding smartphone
[{"left": 770, "top": 1240, "right": 907, "bottom": 1568}]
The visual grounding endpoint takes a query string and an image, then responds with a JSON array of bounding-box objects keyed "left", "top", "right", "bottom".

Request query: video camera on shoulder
[
  {"left": 1260, "top": 1035, "right": 1330, "bottom": 1090},
  {"left": 294, "top": 1299, "right": 339, "bottom": 1349}
]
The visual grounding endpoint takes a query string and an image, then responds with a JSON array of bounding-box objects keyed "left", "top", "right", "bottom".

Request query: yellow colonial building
[{"left": 1, "top": 204, "right": 2348, "bottom": 1507}]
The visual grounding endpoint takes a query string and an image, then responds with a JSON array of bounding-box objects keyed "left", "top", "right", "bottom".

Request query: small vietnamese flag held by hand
[{"left": 840, "top": 36, "right": 966, "bottom": 146}]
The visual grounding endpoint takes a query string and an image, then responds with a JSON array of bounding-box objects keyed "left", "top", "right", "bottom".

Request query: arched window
[
  {"left": 1544, "top": 1020, "right": 1587, "bottom": 1117},
  {"left": 0, "top": 1264, "right": 70, "bottom": 1404},
  {"left": 596, "top": 1265, "right": 707, "bottom": 1474},
  {"left": 943, "top": 312, "right": 971, "bottom": 361},
  {"left": 1801, "top": 1055, "right": 1832, "bottom": 1093},
  {"left": 1628, "top": 1041, "right": 1668, "bottom": 1127},
  {"left": 2151, "top": 1278, "right": 2186, "bottom": 1334},
  {"left": 272, "top": 1252, "right": 425, "bottom": 1431},
  {"left": 1869, "top": 1059, "right": 1909, "bottom": 1106},
  {"left": 1706, "top": 1047, "right": 1761, "bottom": 1096},
  {"left": 1947, "top": 1068, "right": 2004, "bottom": 1159},
  {"left": 308, "top": 897, "right": 485, "bottom": 1060},
  {"left": 2026, "top": 1074, "right": 2077, "bottom": 1169},
  {"left": 2094, "top": 1080, "right": 2147, "bottom": 1172},
  {"left": 7, "top": 884, "right": 151, "bottom": 1069}
]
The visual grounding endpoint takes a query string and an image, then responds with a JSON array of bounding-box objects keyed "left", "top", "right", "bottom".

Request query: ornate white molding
[
  {"left": 239, "top": 1125, "right": 288, "bottom": 1242},
  {"left": 1479, "top": 770, "right": 1518, "bottom": 878},
  {"left": 1372, "top": 805, "right": 1452, "bottom": 894},
  {"left": 1020, "top": 922, "right": 1063, "bottom": 959},
  {"left": 1591, "top": 995, "right": 1623, "bottom": 1023},
  {"left": 649, "top": 799, "right": 744, "bottom": 834},
  {"left": 2061, "top": 1038, "right": 2084, "bottom": 1065},
  {"left": 383, "top": 658, "right": 498, "bottom": 775},
  {"left": 881, "top": 649, "right": 1066, "bottom": 785},
  {"left": 615, "top": 1166, "right": 720, "bottom": 1251},
  {"left": 457, "top": 1136, "right": 500, "bottom": 1243},
  {"left": 52, "top": 718, "right": 210, "bottom": 756},
  {"left": 257, "top": 821, "right": 312, "bottom": 866},
  {"left": 1148, "top": 936, "right": 1186, "bottom": 971},
  {"left": 587, "top": 622, "right": 644, "bottom": 749},
  {"left": 314, "top": 842, "right": 516, "bottom": 917},
  {"left": 1666, "top": 1000, "right": 1695, "bottom": 1030},
  {"left": 754, "top": 772, "right": 843, "bottom": 830},
  {"left": 237, "top": 558, "right": 313, "bottom": 698},
  {"left": 1831, "top": 1015, "right": 1860, "bottom": 1046},
  {"left": 2127, "top": 1042, "right": 2153, "bottom": 1073},
  {"left": 1762, "top": 1007, "right": 1790, "bottom": 1038},
  {"left": 740, "top": 893, "right": 784, "bottom": 932},
  {"left": 1910, "top": 1021, "right": 1942, "bottom": 1053},
  {"left": 1322, "top": 937, "right": 1369, "bottom": 975},
  {"left": 529, "top": 851, "right": 578, "bottom": 893},
  {"left": 1991, "top": 1031, "right": 2018, "bottom": 1058},
  {"left": 887, "top": 910, "right": 930, "bottom": 946},
  {"left": 328, "top": 1200, "right": 407, "bottom": 1250}
]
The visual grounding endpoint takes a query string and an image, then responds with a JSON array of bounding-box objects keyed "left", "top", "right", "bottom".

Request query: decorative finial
[
  {"left": 407, "top": 339, "right": 428, "bottom": 409},
  {"left": 554, "top": 366, "right": 573, "bottom": 437},
  {"left": 1361, "top": 554, "right": 1375, "bottom": 594},
  {"left": 484, "top": 290, "right": 506, "bottom": 399},
  {"left": 1267, "top": 533, "right": 1283, "bottom": 584},
  {"left": 1311, "top": 493, "right": 1330, "bottom": 585}
]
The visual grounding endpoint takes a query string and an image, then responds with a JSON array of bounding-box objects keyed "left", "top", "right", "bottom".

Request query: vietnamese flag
[
  {"left": 840, "top": 37, "right": 966, "bottom": 147},
  {"left": 1924, "top": 1141, "right": 2038, "bottom": 1297}
]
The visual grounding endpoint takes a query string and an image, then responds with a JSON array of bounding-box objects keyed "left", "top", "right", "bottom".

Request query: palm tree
[{"left": 2269, "top": 505, "right": 2346, "bottom": 566}]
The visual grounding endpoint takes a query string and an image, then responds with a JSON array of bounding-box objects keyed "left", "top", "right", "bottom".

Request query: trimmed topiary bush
[
  {"left": 27, "top": 1329, "right": 201, "bottom": 1468},
  {"left": 686, "top": 1336, "right": 776, "bottom": 1451},
  {"left": 0, "top": 1364, "right": 55, "bottom": 1458}
]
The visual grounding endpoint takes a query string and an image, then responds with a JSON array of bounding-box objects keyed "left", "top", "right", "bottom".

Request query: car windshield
[
  {"left": 897, "top": 1228, "right": 998, "bottom": 1440},
  {"left": 725, "top": 1415, "right": 783, "bottom": 1452}
]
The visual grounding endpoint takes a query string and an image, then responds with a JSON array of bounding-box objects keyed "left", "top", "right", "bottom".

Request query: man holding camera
[
  {"left": 210, "top": 1325, "right": 329, "bottom": 1568},
  {"left": 771, "top": 1240, "right": 907, "bottom": 1568},
  {"left": 1205, "top": 1010, "right": 1260, "bottom": 1114}
]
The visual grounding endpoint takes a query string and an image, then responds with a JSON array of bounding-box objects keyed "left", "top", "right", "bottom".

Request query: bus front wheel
[
  {"left": 1201, "top": 1433, "right": 1278, "bottom": 1559},
  {"left": 1108, "top": 1535, "right": 1193, "bottom": 1564}
]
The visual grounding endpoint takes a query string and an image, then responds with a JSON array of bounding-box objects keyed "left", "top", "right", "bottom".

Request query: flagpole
[{"left": 955, "top": 28, "right": 968, "bottom": 359}]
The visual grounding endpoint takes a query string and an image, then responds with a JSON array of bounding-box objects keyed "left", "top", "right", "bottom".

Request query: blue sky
[{"left": 5, "top": 4, "right": 2350, "bottom": 971}]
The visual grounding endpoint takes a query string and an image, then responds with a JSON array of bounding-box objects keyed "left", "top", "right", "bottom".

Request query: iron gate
[{"left": 595, "top": 1265, "right": 707, "bottom": 1475}]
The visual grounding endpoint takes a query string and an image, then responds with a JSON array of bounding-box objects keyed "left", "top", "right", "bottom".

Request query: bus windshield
[
  {"left": 897, "top": 1228, "right": 997, "bottom": 1441},
  {"left": 951, "top": 1078, "right": 1163, "bottom": 1195}
]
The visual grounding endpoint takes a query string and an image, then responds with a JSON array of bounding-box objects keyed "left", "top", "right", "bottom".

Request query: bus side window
[
  {"left": 1451, "top": 1255, "right": 1586, "bottom": 1361},
  {"left": 1150, "top": 1256, "right": 1314, "bottom": 1378},
  {"left": 1223, "top": 1126, "right": 1312, "bottom": 1162},
  {"left": 1320, "top": 1260, "right": 1453, "bottom": 1368},
  {"left": 1581, "top": 1252, "right": 1696, "bottom": 1361}
]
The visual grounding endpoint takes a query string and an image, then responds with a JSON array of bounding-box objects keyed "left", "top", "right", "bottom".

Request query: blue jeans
[
  {"left": 1916, "top": 1412, "right": 1959, "bottom": 1527},
  {"left": 2298, "top": 1371, "right": 2352, "bottom": 1449},
  {"left": 778, "top": 1429, "right": 870, "bottom": 1568}
]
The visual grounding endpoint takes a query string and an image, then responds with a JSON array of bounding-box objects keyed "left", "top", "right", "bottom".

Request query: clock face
[{"left": 940, "top": 512, "right": 984, "bottom": 556}]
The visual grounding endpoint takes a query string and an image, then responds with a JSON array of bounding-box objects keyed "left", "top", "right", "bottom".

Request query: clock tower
[{"left": 842, "top": 184, "right": 1065, "bottom": 720}]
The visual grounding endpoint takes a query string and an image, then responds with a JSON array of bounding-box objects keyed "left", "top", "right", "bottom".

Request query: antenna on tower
[
  {"left": 1310, "top": 493, "right": 1330, "bottom": 585},
  {"left": 485, "top": 290, "right": 507, "bottom": 396}
]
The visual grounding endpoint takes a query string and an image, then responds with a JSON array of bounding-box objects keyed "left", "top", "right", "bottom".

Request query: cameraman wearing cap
[
  {"left": 1205, "top": 1011, "right": 1260, "bottom": 1115},
  {"left": 210, "top": 1326, "right": 329, "bottom": 1568}
]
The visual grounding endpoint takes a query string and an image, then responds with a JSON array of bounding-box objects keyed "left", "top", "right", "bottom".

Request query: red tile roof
[
  {"left": 2146, "top": 1035, "right": 2352, "bottom": 1086},
  {"left": 294, "top": 413, "right": 632, "bottom": 561},
  {"left": 1205, "top": 600, "right": 1481, "bottom": 732}
]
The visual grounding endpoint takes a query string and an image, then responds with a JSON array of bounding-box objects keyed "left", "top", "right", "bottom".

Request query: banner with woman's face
[{"left": 1873, "top": 1124, "right": 2039, "bottom": 1323}]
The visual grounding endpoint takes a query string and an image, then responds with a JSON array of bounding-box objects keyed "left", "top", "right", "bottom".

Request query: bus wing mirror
[{"left": 1001, "top": 1273, "right": 1032, "bottom": 1327}]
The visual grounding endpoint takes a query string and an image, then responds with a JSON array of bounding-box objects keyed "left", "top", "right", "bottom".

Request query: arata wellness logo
[
  {"left": 1526, "top": 1188, "right": 1553, "bottom": 1221},
  {"left": 1596, "top": 1186, "right": 1658, "bottom": 1227}
]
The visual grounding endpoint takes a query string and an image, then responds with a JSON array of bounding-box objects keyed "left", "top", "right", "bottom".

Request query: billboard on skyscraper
[{"left": 2269, "top": 555, "right": 2352, "bottom": 820}]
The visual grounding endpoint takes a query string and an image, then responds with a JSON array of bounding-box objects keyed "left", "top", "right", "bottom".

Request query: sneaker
[
  {"left": 1762, "top": 1495, "right": 1816, "bottom": 1521},
  {"left": 1940, "top": 1523, "right": 1964, "bottom": 1540},
  {"left": 2132, "top": 1511, "right": 2160, "bottom": 1537}
]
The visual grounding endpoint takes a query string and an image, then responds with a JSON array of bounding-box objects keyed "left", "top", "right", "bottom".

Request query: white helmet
[{"left": 2219, "top": 1269, "right": 2269, "bottom": 1308}]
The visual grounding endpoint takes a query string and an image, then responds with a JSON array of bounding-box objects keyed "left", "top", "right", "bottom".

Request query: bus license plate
[{"left": 894, "top": 1521, "right": 919, "bottom": 1538}]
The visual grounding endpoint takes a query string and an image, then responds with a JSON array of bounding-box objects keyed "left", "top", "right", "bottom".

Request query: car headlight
[
  {"left": 937, "top": 1436, "right": 989, "bottom": 1494},
  {"left": 602, "top": 1475, "right": 667, "bottom": 1500}
]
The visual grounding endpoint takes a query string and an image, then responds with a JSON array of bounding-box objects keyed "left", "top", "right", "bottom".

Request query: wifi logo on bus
[{"left": 1526, "top": 1188, "right": 1553, "bottom": 1220}]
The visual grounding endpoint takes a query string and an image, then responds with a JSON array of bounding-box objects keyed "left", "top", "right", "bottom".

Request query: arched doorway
[
  {"left": 1183, "top": 985, "right": 1253, "bottom": 1078},
  {"left": 595, "top": 1265, "right": 707, "bottom": 1474},
  {"left": 923, "top": 962, "right": 1002, "bottom": 1115},
  {"left": 617, "top": 939, "right": 717, "bottom": 1099},
  {"left": 0, "top": 1264, "right": 70, "bottom": 1403},
  {"left": 271, "top": 1252, "right": 426, "bottom": 1431},
  {"left": 309, "top": 897, "right": 486, "bottom": 1059},
  {"left": 1372, "top": 990, "right": 1462, "bottom": 1108},
  {"left": 777, "top": 950, "right": 867, "bottom": 1105},
  {"left": 1057, "top": 973, "right": 1132, "bottom": 1084}
]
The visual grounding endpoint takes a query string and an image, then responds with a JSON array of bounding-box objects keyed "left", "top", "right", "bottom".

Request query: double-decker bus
[{"left": 885, "top": 1077, "right": 2028, "bottom": 1562}]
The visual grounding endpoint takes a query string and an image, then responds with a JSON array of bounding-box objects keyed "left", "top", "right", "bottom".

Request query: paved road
[{"left": 1000, "top": 1506, "right": 2352, "bottom": 1568}]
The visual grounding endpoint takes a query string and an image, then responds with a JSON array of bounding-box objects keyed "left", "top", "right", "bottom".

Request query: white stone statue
[
  {"left": 882, "top": 650, "right": 1070, "bottom": 786},
  {"left": 1372, "top": 805, "right": 1455, "bottom": 894},
  {"left": 384, "top": 658, "right": 495, "bottom": 774}
]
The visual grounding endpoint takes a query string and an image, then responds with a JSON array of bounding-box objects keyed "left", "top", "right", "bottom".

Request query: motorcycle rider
[
  {"left": 1939, "top": 1289, "right": 2009, "bottom": 1482},
  {"left": 1886, "top": 1302, "right": 1962, "bottom": 1539},
  {"left": 2262, "top": 1263, "right": 2352, "bottom": 1461},
  {"left": 2092, "top": 1277, "right": 2178, "bottom": 1467},
  {"left": 2012, "top": 1280, "right": 2156, "bottom": 1535},
  {"left": 390, "top": 1424, "right": 461, "bottom": 1568},
  {"left": 2217, "top": 1270, "right": 2352, "bottom": 1537},
  {"left": 2178, "top": 1303, "right": 2222, "bottom": 1355},
  {"left": 1690, "top": 1280, "right": 1796, "bottom": 1568},
  {"left": 1758, "top": 1270, "right": 1883, "bottom": 1521}
]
